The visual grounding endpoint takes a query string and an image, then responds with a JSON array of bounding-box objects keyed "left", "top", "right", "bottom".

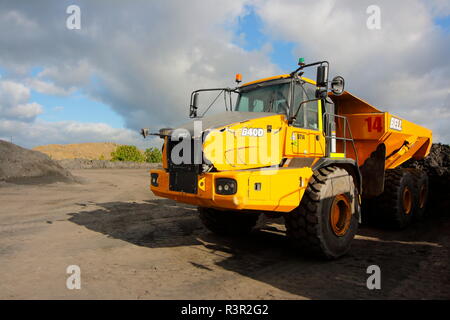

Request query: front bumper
[{"left": 150, "top": 167, "right": 313, "bottom": 212}]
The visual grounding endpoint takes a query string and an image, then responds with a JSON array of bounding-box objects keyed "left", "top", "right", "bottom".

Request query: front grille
[
  {"left": 169, "top": 171, "right": 198, "bottom": 194},
  {"left": 166, "top": 137, "right": 202, "bottom": 194}
]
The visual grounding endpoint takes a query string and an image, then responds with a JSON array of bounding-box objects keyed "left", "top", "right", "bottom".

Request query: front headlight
[
  {"left": 151, "top": 173, "right": 159, "bottom": 187},
  {"left": 215, "top": 178, "right": 237, "bottom": 195}
]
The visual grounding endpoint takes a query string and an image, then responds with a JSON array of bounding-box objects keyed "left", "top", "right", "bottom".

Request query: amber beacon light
[{"left": 235, "top": 73, "right": 242, "bottom": 84}]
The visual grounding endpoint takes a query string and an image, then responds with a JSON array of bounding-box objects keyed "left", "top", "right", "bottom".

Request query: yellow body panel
[
  {"left": 151, "top": 167, "right": 313, "bottom": 212},
  {"left": 203, "top": 115, "right": 286, "bottom": 171}
]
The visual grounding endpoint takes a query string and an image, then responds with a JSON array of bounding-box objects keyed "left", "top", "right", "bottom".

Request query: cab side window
[
  {"left": 238, "top": 96, "right": 249, "bottom": 111},
  {"left": 252, "top": 99, "right": 264, "bottom": 112},
  {"left": 292, "top": 82, "right": 319, "bottom": 130}
]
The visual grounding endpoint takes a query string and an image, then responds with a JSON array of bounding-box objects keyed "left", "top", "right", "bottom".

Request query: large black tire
[
  {"left": 198, "top": 207, "right": 259, "bottom": 236},
  {"left": 406, "top": 168, "right": 429, "bottom": 221},
  {"left": 373, "top": 168, "right": 416, "bottom": 229},
  {"left": 284, "top": 166, "right": 360, "bottom": 259}
]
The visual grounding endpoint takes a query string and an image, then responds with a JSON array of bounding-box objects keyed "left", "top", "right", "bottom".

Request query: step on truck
[{"left": 142, "top": 59, "right": 432, "bottom": 259}]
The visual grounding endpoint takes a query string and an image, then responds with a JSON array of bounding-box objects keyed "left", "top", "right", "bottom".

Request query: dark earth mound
[
  {"left": 56, "top": 158, "right": 161, "bottom": 170},
  {"left": 0, "top": 140, "right": 76, "bottom": 184},
  {"left": 402, "top": 143, "right": 450, "bottom": 214}
]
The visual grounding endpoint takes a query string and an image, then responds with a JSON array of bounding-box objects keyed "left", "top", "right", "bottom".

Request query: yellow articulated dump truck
[{"left": 142, "top": 59, "right": 432, "bottom": 259}]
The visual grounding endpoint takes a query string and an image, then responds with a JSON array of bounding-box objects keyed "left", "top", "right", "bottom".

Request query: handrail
[{"left": 322, "top": 112, "right": 359, "bottom": 165}]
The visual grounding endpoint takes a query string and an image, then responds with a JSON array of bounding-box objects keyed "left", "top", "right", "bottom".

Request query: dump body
[{"left": 331, "top": 91, "right": 432, "bottom": 169}]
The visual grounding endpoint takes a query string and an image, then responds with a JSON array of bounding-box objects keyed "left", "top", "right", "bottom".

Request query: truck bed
[{"left": 330, "top": 91, "right": 432, "bottom": 169}]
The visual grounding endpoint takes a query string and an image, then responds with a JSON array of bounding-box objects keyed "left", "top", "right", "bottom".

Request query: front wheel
[{"left": 284, "top": 166, "right": 360, "bottom": 259}]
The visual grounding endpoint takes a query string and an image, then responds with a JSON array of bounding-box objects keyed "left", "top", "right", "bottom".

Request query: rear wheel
[
  {"left": 406, "top": 169, "right": 429, "bottom": 220},
  {"left": 198, "top": 207, "right": 259, "bottom": 236},
  {"left": 284, "top": 166, "right": 360, "bottom": 259},
  {"left": 374, "top": 168, "right": 416, "bottom": 228}
]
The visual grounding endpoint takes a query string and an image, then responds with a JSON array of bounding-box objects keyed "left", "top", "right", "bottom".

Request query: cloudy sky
[{"left": 0, "top": 0, "right": 449, "bottom": 149}]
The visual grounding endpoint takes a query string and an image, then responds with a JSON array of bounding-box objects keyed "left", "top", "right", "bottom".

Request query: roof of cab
[
  {"left": 239, "top": 74, "right": 383, "bottom": 114},
  {"left": 240, "top": 74, "right": 316, "bottom": 87}
]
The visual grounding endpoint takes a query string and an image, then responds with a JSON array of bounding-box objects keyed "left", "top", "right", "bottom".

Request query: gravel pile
[
  {"left": 56, "top": 158, "right": 161, "bottom": 170},
  {"left": 0, "top": 140, "right": 76, "bottom": 184},
  {"left": 402, "top": 143, "right": 450, "bottom": 214}
]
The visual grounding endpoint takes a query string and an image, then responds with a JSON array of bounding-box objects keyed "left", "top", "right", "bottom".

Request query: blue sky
[
  {"left": 31, "top": 90, "right": 125, "bottom": 127},
  {"left": 235, "top": 6, "right": 297, "bottom": 72},
  {"left": 28, "top": 66, "right": 126, "bottom": 128}
]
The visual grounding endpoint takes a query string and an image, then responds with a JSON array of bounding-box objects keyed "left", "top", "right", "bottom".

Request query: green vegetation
[
  {"left": 144, "top": 147, "right": 162, "bottom": 163},
  {"left": 111, "top": 145, "right": 145, "bottom": 162},
  {"left": 110, "top": 145, "right": 162, "bottom": 163}
]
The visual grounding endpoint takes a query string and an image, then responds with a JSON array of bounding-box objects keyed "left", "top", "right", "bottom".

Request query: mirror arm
[
  {"left": 189, "top": 87, "right": 239, "bottom": 118},
  {"left": 291, "top": 60, "right": 329, "bottom": 77},
  {"left": 289, "top": 98, "right": 321, "bottom": 124}
]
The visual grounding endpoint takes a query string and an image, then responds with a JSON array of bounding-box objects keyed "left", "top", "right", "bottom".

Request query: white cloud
[
  {"left": 0, "top": 118, "right": 157, "bottom": 149},
  {"left": 0, "top": 78, "right": 153, "bottom": 149},
  {"left": 37, "top": 60, "right": 92, "bottom": 89},
  {"left": 4, "top": 102, "right": 43, "bottom": 121},
  {"left": 0, "top": 80, "right": 29, "bottom": 105},
  {"left": 2, "top": 10, "right": 38, "bottom": 29},
  {"left": 0, "top": 80, "right": 43, "bottom": 121},
  {"left": 25, "top": 78, "right": 75, "bottom": 96},
  {"left": 426, "top": 0, "right": 450, "bottom": 17}
]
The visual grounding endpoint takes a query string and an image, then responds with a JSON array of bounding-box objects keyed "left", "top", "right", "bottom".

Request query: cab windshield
[
  {"left": 235, "top": 83, "right": 290, "bottom": 114},
  {"left": 234, "top": 80, "right": 319, "bottom": 130}
]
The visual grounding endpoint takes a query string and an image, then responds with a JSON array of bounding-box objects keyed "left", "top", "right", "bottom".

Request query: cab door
[
  {"left": 285, "top": 127, "right": 324, "bottom": 156},
  {"left": 285, "top": 82, "right": 325, "bottom": 158}
]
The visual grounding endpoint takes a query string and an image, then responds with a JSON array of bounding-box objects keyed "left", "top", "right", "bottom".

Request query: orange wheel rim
[
  {"left": 402, "top": 187, "right": 412, "bottom": 214},
  {"left": 330, "top": 194, "right": 352, "bottom": 237},
  {"left": 419, "top": 185, "right": 426, "bottom": 209}
]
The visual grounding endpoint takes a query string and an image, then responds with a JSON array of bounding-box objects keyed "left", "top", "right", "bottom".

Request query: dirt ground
[{"left": 1, "top": 169, "right": 449, "bottom": 300}]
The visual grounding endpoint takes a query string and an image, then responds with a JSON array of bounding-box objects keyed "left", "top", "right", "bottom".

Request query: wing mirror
[
  {"left": 331, "top": 76, "right": 345, "bottom": 95},
  {"left": 315, "top": 65, "right": 329, "bottom": 99},
  {"left": 140, "top": 128, "right": 150, "bottom": 138},
  {"left": 316, "top": 65, "right": 328, "bottom": 87},
  {"left": 189, "top": 92, "right": 199, "bottom": 118}
]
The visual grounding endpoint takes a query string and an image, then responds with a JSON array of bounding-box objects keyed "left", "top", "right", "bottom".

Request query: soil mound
[
  {"left": 33, "top": 142, "right": 119, "bottom": 160},
  {"left": 0, "top": 140, "right": 76, "bottom": 184},
  {"left": 57, "top": 159, "right": 161, "bottom": 170}
]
